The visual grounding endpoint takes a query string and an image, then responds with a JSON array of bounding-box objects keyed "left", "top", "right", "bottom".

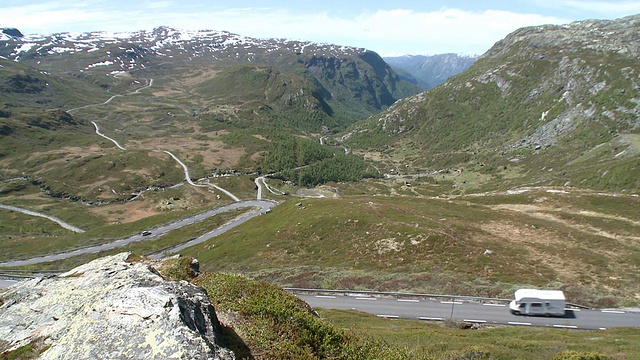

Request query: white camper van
[{"left": 509, "top": 289, "right": 566, "bottom": 316}]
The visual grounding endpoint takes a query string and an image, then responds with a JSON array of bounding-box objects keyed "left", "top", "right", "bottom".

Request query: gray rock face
[
  {"left": 486, "top": 14, "right": 640, "bottom": 58},
  {"left": 0, "top": 253, "right": 235, "bottom": 360}
]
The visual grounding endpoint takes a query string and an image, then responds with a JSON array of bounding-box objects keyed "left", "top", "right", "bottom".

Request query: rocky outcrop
[
  {"left": 1, "top": 27, "right": 23, "bottom": 40},
  {"left": 0, "top": 253, "right": 235, "bottom": 360},
  {"left": 485, "top": 14, "right": 640, "bottom": 58}
]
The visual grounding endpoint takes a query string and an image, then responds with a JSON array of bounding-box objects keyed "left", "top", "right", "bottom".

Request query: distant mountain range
[{"left": 383, "top": 54, "right": 478, "bottom": 90}]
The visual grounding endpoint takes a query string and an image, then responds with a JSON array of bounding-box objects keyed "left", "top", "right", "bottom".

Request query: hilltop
[{"left": 344, "top": 14, "right": 640, "bottom": 194}]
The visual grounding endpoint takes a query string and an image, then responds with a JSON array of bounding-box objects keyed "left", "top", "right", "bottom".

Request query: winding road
[
  {"left": 0, "top": 76, "right": 259, "bottom": 267},
  {"left": 0, "top": 203, "right": 85, "bottom": 233},
  {"left": 0, "top": 200, "right": 274, "bottom": 267},
  {"left": 68, "top": 78, "right": 154, "bottom": 113},
  {"left": 254, "top": 176, "right": 286, "bottom": 200},
  {"left": 7, "top": 75, "right": 638, "bottom": 332},
  {"left": 92, "top": 121, "right": 126, "bottom": 150}
]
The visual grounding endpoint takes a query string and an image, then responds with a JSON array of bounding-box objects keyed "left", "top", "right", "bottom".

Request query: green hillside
[{"left": 343, "top": 15, "right": 640, "bottom": 194}]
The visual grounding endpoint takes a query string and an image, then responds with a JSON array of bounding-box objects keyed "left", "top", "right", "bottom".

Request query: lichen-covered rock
[{"left": 0, "top": 253, "right": 235, "bottom": 360}]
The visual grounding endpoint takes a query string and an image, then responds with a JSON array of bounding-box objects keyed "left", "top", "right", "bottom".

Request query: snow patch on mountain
[{"left": 2, "top": 27, "right": 367, "bottom": 70}]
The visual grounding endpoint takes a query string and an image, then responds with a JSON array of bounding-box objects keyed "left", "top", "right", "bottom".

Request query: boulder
[{"left": 0, "top": 253, "right": 235, "bottom": 360}]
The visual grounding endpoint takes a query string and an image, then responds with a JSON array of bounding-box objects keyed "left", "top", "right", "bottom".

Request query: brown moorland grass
[{"left": 180, "top": 188, "right": 640, "bottom": 306}]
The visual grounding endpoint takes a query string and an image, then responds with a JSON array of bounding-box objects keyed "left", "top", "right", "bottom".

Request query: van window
[{"left": 531, "top": 303, "right": 542, "bottom": 308}]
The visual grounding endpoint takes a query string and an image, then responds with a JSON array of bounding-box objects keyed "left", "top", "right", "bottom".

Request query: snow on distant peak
[{"left": 2, "top": 26, "right": 376, "bottom": 71}]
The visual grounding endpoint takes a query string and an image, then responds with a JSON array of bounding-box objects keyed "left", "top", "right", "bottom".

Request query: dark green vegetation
[
  {"left": 220, "top": 128, "right": 380, "bottom": 186},
  {"left": 0, "top": 337, "right": 50, "bottom": 360}
]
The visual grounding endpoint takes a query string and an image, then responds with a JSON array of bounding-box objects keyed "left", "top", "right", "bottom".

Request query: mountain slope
[
  {"left": 1, "top": 27, "right": 420, "bottom": 132},
  {"left": 384, "top": 54, "right": 478, "bottom": 90},
  {"left": 0, "top": 27, "right": 419, "bottom": 203},
  {"left": 345, "top": 14, "right": 640, "bottom": 192}
]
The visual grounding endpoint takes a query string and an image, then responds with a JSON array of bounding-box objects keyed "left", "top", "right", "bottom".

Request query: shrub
[
  {"left": 552, "top": 350, "right": 611, "bottom": 360},
  {"left": 194, "top": 273, "right": 408, "bottom": 359}
]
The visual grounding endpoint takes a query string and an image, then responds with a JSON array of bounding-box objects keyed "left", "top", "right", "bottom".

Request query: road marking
[
  {"left": 398, "top": 299, "right": 419, "bottom": 303},
  {"left": 418, "top": 317, "right": 443, "bottom": 321},
  {"left": 315, "top": 295, "right": 336, "bottom": 299},
  {"left": 553, "top": 325, "right": 578, "bottom": 329},
  {"left": 508, "top": 321, "right": 532, "bottom": 326},
  {"left": 483, "top": 303, "right": 506, "bottom": 307},
  {"left": 601, "top": 310, "right": 625, "bottom": 314},
  {"left": 377, "top": 315, "right": 399, "bottom": 319},
  {"left": 566, "top": 308, "right": 581, "bottom": 311},
  {"left": 356, "top": 297, "right": 377, "bottom": 301},
  {"left": 441, "top": 301, "right": 463, "bottom": 305},
  {"left": 463, "top": 319, "right": 487, "bottom": 323}
]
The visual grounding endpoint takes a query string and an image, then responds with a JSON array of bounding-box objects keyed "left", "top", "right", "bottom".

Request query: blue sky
[{"left": 2, "top": 1, "right": 640, "bottom": 55}]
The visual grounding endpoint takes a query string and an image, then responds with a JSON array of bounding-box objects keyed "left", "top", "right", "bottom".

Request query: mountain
[
  {"left": 1, "top": 18, "right": 640, "bottom": 355},
  {"left": 0, "top": 26, "right": 419, "bottom": 201},
  {"left": 384, "top": 54, "right": 478, "bottom": 90},
  {"left": 0, "top": 27, "right": 420, "bottom": 133},
  {"left": 1, "top": 27, "right": 23, "bottom": 40},
  {"left": 345, "top": 14, "right": 640, "bottom": 193}
]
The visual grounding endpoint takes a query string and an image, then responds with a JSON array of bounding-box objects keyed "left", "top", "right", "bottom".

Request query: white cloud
[
  {"left": 345, "top": 9, "right": 568, "bottom": 55},
  {"left": 548, "top": 0, "right": 640, "bottom": 17},
  {"left": 1, "top": 5, "right": 571, "bottom": 55},
  {"left": 192, "top": 8, "right": 568, "bottom": 55}
]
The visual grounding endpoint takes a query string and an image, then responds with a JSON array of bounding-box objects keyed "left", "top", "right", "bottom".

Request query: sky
[{"left": 2, "top": 1, "right": 640, "bottom": 56}]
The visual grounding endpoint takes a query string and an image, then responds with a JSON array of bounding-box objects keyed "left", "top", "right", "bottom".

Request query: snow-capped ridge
[{"left": 1, "top": 26, "right": 370, "bottom": 72}]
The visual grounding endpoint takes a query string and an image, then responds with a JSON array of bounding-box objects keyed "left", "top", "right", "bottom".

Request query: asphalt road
[
  {"left": 296, "top": 293, "right": 640, "bottom": 330},
  {"left": 0, "top": 279, "right": 19, "bottom": 288},
  {"left": 146, "top": 199, "right": 274, "bottom": 258},
  {"left": 0, "top": 203, "right": 85, "bottom": 233},
  {"left": 0, "top": 200, "right": 275, "bottom": 267}
]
